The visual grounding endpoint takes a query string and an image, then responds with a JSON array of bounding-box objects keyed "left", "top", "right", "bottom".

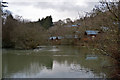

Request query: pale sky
[{"left": 2, "top": 0, "right": 100, "bottom": 22}]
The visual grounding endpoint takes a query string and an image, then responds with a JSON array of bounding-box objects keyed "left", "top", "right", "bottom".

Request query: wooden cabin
[
  {"left": 49, "top": 36, "right": 63, "bottom": 45},
  {"left": 85, "top": 30, "right": 99, "bottom": 38},
  {"left": 83, "top": 30, "right": 100, "bottom": 42}
]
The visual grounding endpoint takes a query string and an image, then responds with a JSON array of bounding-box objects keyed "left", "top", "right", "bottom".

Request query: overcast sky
[{"left": 2, "top": 0, "right": 100, "bottom": 22}]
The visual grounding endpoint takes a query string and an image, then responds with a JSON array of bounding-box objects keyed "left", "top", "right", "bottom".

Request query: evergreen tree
[{"left": 40, "top": 16, "right": 53, "bottom": 29}]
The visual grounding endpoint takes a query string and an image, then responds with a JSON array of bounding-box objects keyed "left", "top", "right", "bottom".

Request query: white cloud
[{"left": 3, "top": 0, "right": 99, "bottom": 22}]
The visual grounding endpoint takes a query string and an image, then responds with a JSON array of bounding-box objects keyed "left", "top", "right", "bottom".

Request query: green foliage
[{"left": 39, "top": 16, "right": 53, "bottom": 29}]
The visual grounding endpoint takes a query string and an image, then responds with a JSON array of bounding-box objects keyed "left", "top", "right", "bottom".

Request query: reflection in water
[
  {"left": 48, "top": 48, "right": 60, "bottom": 52},
  {"left": 2, "top": 46, "right": 113, "bottom": 78},
  {"left": 86, "top": 55, "right": 98, "bottom": 60}
]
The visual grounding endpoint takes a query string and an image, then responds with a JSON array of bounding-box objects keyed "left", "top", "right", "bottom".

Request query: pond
[{"left": 2, "top": 45, "right": 114, "bottom": 78}]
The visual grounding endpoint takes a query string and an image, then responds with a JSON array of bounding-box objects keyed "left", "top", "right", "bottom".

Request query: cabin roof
[
  {"left": 49, "top": 36, "right": 56, "bottom": 40},
  {"left": 72, "top": 25, "right": 77, "bottom": 27},
  {"left": 101, "top": 26, "right": 109, "bottom": 30},
  {"left": 85, "top": 30, "right": 99, "bottom": 35},
  {"left": 64, "top": 24, "right": 80, "bottom": 27},
  {"left": 49, "top": 36, "right": 63, "bottom": 40}
]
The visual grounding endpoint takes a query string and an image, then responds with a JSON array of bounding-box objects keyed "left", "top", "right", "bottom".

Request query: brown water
[{"left": 2, "top": 45, "right": 113, "bottom": 78}]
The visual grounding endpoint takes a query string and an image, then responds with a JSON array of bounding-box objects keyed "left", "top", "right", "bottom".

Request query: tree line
[{"left": 2, "top": 14, "right": 53, "bottom": 49}]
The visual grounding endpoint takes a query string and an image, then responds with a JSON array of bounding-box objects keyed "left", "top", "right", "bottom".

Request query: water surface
[{"left": 2, "top": 46, "right": 113, "bottom": 78}]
